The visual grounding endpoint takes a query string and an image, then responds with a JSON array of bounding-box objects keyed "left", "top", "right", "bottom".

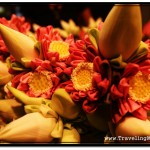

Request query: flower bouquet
[{"left": 0, "top": 4, "right": 150, "bottom": 144}]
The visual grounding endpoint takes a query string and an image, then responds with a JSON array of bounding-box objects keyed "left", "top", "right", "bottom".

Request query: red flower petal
[
  {"left": 82, "top": 99, "right": 97, "bottom": 113},
  {"left": 93, "top": 56, "right": 102, "bottom": 73},
  {"left": 122, "top": 63, "right": 139, "bottom": 78},
  {"left": 71, "top": 91, "right": 81, "bottom": 102},
  {"left": 132, "top": 107, "right": 147, "bottom": 120},
  {"left": 118, "top": 78, "right": 129, "bottom": 99},
  {"left": 110, "top": 85, "right": 123, "bottom": 100},
  {"left": 87, "top": 90, "right": 99, "bottom": 101}
]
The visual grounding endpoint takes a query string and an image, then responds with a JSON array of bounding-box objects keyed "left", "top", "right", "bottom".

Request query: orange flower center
[
  {"left": 129, "top": 71, "right": 150, "bottom": 103},
  {"left": 49, "top": 41, "right": 70, "bottom": 61},
  {"left": 71, "top": 62, "right": 93, "bottom": 91},
  {"left": 29, "top": 71, "right": 53, "bottom": 95}
]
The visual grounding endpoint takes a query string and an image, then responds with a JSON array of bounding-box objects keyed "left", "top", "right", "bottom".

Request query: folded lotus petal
[
  {"left": 0, "top": 61, "right": 12, "bottom": 85},
  {"left": 50, "top": 88, "right": 81, "bottom": 120},
  {"left": 0, "top": 24, "right": 39, "bottom": 63},
  {"left": 126, "top": 41, "right": 149, "bottom": 63},
  {"left": 99, "top": 4, "right": 142, "bottom": 61},
  {"left": 0, "top": 112, "right": 56, "bottom": 143},
  {"left": 0, "top": 99, "right": 25, "bottom": 123},
  {"left": 50, "top": 116, "right": 63, "bottom": 138},
  {"left": 7, "top": 85, "right": 49, "bottom": 105},
  {"left": 88, "top": 28, "right": 100, "bottom": 50},
  {"left": 60, "top": 124, "right": 80, "bottom": 144},
  {"left": 115, "top": 115, "right": 150, "bottom": 143}
]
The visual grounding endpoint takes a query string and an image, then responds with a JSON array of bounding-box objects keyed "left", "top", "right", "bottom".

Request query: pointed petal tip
[{"left": 0, "top": 24, "right": 39, "bottom": 63}]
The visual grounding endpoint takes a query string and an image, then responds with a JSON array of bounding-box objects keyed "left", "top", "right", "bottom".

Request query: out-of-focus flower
[
  {"left": 0, "top": 24, "right": 39, "bottom": 64},
  {"left": 110, "top": 62, "right": 150, "bottom": 123},
  {"left": 0, "top": 112, "right": 60, "bottom": 143},
  {"left": 60, "top": 124, "right": 80, "bottom": 143},
  {"left": 82, "top": 17, "right": 102, "bottom": 33},
  {"left": 0, "top": 61, "right": 12, "bottom": 85},
  {"left": 143, "top": 20, "right": 150, "bottom": 40},
  {"left": 55, "top": 19, "right": 80, "bottom": 38},
  {"left": 0, "top": 99, "right": 24, "bottom": 123},
  {"left": 98, "top": 4, "right": 142, "bottom": 61}
]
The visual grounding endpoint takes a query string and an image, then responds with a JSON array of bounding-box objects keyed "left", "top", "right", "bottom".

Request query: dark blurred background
[{"left": 0, "top": 3, "right": 149, "bottom": 27}]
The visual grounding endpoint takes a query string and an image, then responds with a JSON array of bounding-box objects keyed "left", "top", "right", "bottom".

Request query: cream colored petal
[
  {"left": 60, "top": 124, "right": 80, "bottom": 144},
  {"left": 115, "top": 115, "right": 150, "bottom": 143},
  {"left": 50, "top": 116, "right": 63, "bottom": 138},
  {"left": 0, "top": 24, "right": 39, "bottom": 63},
  {"left": 50, "top": 88, "right": 81, "bottom": 120},
  {"left": 98, "top": 4, "right": 142, "bottom": 61},
  {"left": 7, "top": 85, "right": 48, "bottom": 105},
  {"left": 0, "top": 112, "right": 56, "bottom": 143},
  {"left": 0, "top": 99, "right": 24, "bottom": 122}
]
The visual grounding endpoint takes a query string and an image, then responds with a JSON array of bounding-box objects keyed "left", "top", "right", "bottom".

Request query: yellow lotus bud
[
  {"left": 0, "top": 112, "right": 57, "bottom": 143},
  {"left": 99, "top": 4, "right": 142, "bottom": 61},
  {"left": 0, "top": 99, "right": 24, "bottom": 123},
  {"left": 7, "top": 85, "right": 48, "bottom": 105},
  {"left": 60, "top": 124, "right": 80, "bottom": 144},
  {"left": 50, "top": 88, "right": 80, "bottom": 120},
  {"left": 115, "top": 115, "right": 150, "bottom": 143},
  {"left": 0, "top": 24, "right": 39, "bottom": 63},
  {"left": 0, "top": 61, "right": 12, "bottom": 85}
]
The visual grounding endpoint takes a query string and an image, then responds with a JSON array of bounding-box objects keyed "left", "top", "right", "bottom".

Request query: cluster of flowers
[{"left": 0, "top": 4, "right": 150, "bottom": 144}]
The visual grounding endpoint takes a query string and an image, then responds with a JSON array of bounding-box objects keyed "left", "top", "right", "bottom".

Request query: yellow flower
[
  {"left": 71, "top": 62, "right": 94, "bottom": 91},
  {"left": 128, "top": 71, "right": 150, "bottom": 103},
  {"left": 49, "top": 41, "right": 70, "bottom": 61},
  {"left": 0, "top": 24, "right": 39, "bottom": 64}
]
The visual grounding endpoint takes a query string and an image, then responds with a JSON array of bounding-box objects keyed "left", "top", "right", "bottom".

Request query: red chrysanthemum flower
[
  {"left": 110, "top": 62, "right": 150, "bottom": 124},
  {"left": 59, "top": 56, "right": 110, "bottom": 113},
  {"left": 11, "top": 60, "right": 60, "bottom": 99}
]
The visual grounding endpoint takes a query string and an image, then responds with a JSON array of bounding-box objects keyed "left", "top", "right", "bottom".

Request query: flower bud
[
  {"left": 99, "top": 4, "right": 142, "bottom": 61},
  {"left": 0, "top": 24, "right": 39, "bottom": 63},
  {"left": 115, "top": 115, "right": 150, "bottom": 143},
  {"left": 0, "top": 99, "right": 24, "bottom": 123},
  {"left": 50, "top": 88, "right": 81, "bottom": 120},
  {"left": 0, "top": 61, "right": 12, "bottom": 85},
  {"left": 0, "top": 112, "right": 57, "bottom": 143}
]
